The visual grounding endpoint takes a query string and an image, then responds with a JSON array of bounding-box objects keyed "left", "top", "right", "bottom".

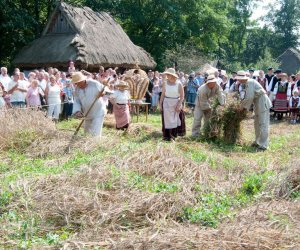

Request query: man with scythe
[{"left": 72, "top": 72, "right": 107, "bottom": 137}]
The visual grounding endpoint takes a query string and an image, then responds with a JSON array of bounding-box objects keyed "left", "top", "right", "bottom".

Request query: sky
[{"left": 251, "top": 0, "right": 277, "bottom": 26}]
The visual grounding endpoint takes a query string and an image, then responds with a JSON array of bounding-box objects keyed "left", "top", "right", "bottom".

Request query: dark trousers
[{"left": 63, "top": 103, "right": 73, "bottom": 119}]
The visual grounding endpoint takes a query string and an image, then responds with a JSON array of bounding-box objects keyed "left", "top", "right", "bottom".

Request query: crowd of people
[{"left": 0, "top": 62, "right": 299, "bottom": 150}]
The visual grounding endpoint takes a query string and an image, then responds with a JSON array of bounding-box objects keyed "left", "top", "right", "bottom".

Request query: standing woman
[
  {"left": 45, "top": 75, "right": 61, "bottom": 122},
  {"left": 109, "top": 81, "right": 131, "bottom": 130},
  {"left": 0, "top": 82, "right": 6, "bottom": 109},
  {"left": 26, "top": 80, "right": 41, "bottom": 108},
  {"left": 159, "top": 68, "right": 186, "bottom": 141}
]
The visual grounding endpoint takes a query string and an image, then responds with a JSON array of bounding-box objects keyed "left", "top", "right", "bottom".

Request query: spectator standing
[
  {"left": 7, "top": 71, "right": 27, "bottom": 108},
  {"left": 45, "top": 75, "right": 61, "bottom": 121},
  {"left": 289, "top": 90, "right": 300, "bottom": 124},
  {"left": 26, "top": 80, "right": 41, "bottom": 108},
  {"left": 68, "top": 61, "right": 76, "bottom": 74},
  {"left": 265, "top": 67, "right": 274, "bottom": 89},
  {"left": 257, "top": 70, "right": 267, "bottom": 91},
  {"left": 195, "top": 71, "right": 205, "bottom": 87},
  {"left": 186, "top": 73, "right": 198, "bottom": 108},
  {"left": 272, "top": 73, "right": 291, "bottom": 119},
  {"left": 293, "top": 73, "right": 300, "bottom": 93},
  {"left": 0, "top": 82, "right": 5, "bottom": 109},
  {"left": 62, "top": 80, "right": 74, "bottom": 119},
  {"left": 151, "top": 77, "right": 160, "bottom": 112},
  {"left": 0, "top": 67, "right": 11, "bottom": 91}
]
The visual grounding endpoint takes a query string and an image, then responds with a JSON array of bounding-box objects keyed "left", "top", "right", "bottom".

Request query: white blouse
[
  {"left": 111, "top": 90, "right": 130, "bottom": 104},
  {"left": 165, "top": 81, "right": 180, "bottom": 98}
]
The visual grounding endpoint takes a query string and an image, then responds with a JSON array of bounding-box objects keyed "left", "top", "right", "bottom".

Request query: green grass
[
  {"left": 182, "top": 171, "right": 274, "bottom": 227},
  {"left": 127, "top": 172, "right": 179, "bottom": 193},
  {"left": 1, "top": 114, "right": 300, "bottom": 248}
]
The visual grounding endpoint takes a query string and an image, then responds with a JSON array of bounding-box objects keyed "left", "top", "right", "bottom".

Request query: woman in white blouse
[
  {"left": 45, "top": 75, "right": 61, "bottom": 121},
  {"left": 109, "top": 80, "right": 131, "bottom": 130}
]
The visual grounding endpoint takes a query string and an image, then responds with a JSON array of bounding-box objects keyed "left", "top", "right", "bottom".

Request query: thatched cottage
[
  {"left": 13, "top": 2, "right": 156, "bottom": 71},
  {"left": 277, "top": 48, "right": 300, "bottom": 75}
]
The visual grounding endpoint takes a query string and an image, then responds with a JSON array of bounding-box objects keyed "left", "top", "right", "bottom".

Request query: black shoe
[
  {"left": 251, "top": 142, "right": 259, "bottom": 147},
  {"left": 257, "top": 146, "right": 267, "bottom": 151}
]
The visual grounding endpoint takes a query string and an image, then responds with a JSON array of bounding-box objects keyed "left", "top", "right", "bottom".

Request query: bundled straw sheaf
[
  {"left": 124, "top": 69, "right": 149, "bottom": 99},
  {"left": 204, "top": 94, "right": 248, "bottom": 144}
]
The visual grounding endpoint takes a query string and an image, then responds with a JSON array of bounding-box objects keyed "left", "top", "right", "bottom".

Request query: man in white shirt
[
  {"left": 19, "top": 72, "right": 30, "bottom": 88},
  {"left": 0, "top": 67, "right": 11, "bottom": 91},
  {"left": 72, "top": 72, "right": 107, "bottom": 137},
  {"left": 7, "top": 71, "right": 27, "bottom": 108}
]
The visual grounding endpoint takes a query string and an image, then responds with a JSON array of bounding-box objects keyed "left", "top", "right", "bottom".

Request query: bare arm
[
  {"left": 176, "top": 83, "right": 184, "bottom": 111},
  {"left": 159, "top": 83, "right": 166, "bottom": 111},
  {"left": 7, "top": 83, "right": 18, "bottom": 95},
  {"left": 44, "top": 86, "right": 49, "bottom": 104}
]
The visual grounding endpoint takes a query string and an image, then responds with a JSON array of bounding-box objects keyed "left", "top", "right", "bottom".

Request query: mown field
[{"left": 0, "top": 110, "right": 300, "bottom": 249}]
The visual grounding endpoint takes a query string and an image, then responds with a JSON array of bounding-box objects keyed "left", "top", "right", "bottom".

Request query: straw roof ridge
[{"left": 13, "top": 2, "right": 156, "bottom": 69}]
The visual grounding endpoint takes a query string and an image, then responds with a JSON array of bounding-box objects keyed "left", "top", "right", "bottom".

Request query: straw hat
[
  {"left": 71, "top": 72, "right": 87, "bottom": 84},
  {"left": 163, "top": 68, "right": 178, "bottom": 78},
  {"left": 115, "top": 80, "right": 129, "bottom": 89},
  {"left": 206, "top": 75, "right": 217, "bottom": 84},
  {"left": 278, "top": 72, "right": 288, "bottom": 78},
  {"left": 235, "top": 71, "right": 249, "bottom": 80}
]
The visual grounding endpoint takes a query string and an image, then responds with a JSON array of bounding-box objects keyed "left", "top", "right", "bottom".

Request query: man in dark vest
[
  {"left": 268, "top": 69, "right": 282, "bottom": 101},
  {"left": 249, "top": 69, "right": 256, "bottom": 80},
  {"left": 265, "top": 67, "right": 274, "bottom": 91}
]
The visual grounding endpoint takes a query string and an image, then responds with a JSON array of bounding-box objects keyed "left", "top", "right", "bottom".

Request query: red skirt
[{"left": 273, "top": 93, "right": 288, "bottom": 111}]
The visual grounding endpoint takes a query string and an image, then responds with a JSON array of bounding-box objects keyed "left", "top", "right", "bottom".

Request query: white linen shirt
[
  {"left": 8, "top": 80, "right": 27, "bottom": 102},
  {"left": 73, "top": 79, "right": 106, "bottom": 119},
  {"left": 110, "top": 90, "right": 130, "bottom": 104}
]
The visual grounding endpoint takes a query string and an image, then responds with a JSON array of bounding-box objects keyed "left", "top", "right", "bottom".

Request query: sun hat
[
  {"left": 115, "top": 80, "right": 129, "bottom": 89},
  {"left": 235, "top": 71, "right": 249, "bottom": 80},
  {"left": 163, "top": 68, "right": 178, "bottom": 78},
  {"left": 71, "top": 72, "right": 87, "bottom": 84},
  {"left": 206, "top": 75, "right": 217, "bottom": 84},
  {"left": 278, "top": 72, "right": 288, "bottom": 78}
]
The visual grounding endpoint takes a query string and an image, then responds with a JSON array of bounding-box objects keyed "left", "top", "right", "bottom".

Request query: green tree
[{"left": 268, "top": 0, "right": 300, "bottom": 56}]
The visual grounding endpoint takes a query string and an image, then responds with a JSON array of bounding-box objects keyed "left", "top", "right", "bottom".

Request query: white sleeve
[
  {"left": 224, "top": 81, "right": 230, "bottom": 93},
  {"left": 273, "top": 83, "right": 278, "bottom": 95},
  {"left": 289, "top": 98, "right": 292, "bottom": 107},
  {"left": 287, "top": 83, "right": 292, "bottom": 97}
]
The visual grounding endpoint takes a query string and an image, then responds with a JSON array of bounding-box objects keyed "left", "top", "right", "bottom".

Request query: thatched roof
[
  {"left": 277, "top": 48, "right": 300, "bottom": 74},
  {"left": 13, "top": 2, "right": 156, "bottom": 70}
]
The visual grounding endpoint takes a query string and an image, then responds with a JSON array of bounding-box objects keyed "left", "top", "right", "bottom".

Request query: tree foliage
[{"left": 0, "top": 0, "right": 298, "bottom": 72}]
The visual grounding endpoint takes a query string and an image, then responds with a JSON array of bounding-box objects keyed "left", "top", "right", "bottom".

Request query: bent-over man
[
  {"left": 192, "top": 75, "right": 225, "bottom": 137},
  {"left": 72, "top": 72, "right": 107, "bottom": 137}
]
